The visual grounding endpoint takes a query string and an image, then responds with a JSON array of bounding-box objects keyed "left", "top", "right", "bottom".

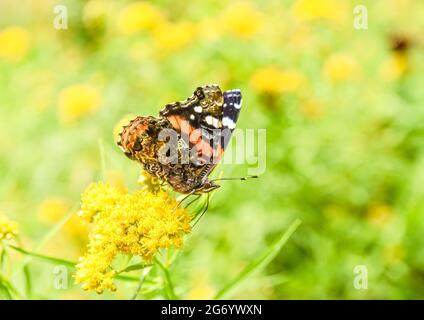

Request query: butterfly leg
[{"left": 192, "top": 192, "right": 210, "bottom": 228}]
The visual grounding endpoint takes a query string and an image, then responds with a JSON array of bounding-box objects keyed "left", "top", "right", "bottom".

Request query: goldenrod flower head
[
  {"left": 250, "top": 67, "right": 304, "bottom": 95},
  {"left": 0, "top": 214, "right": 18, "bottom": 241},
  {"left": 292, "top": 0, "right": 347, "bottom": 23},
  {"left": 153, "top": 22, "right": 197, "bottom": 54},
  {"left": 220, "top": 2, "right": 263, "bottom": 38},
  {"left": 78, "top": 182, "right": 122, "bottom": 223},
  {"left": 75, "top": 181, "right": 191, "bottom": 293},
  {"left": 117, "top": 1, "right": 166, "bottom": 35},
  {"left": 0, "top": 26, "right": 30, "bottom": 63},
  {"left": 58, "top": 84, "right": 101, "bottom": 123},
  {"left": 323, "top": 53, "right": 359, "bottom": 82},
  {"left": 137, "top": 170, "right": 161, "bottom": 193}
]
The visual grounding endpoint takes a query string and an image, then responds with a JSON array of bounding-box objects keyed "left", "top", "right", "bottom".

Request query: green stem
[
  {"left": 131, "top": 267, "right": 152, "bottom": 300},
  {"left": 154, "top": 256, "right": 178, "bottom": 300}
]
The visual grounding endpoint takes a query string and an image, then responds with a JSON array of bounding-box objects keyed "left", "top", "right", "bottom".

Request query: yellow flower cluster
[
  {"left": 292, "top": 0, "right": 347, "bottom": 22},
  {"left": 0, "top": 26, "right": 30, "bottom": 63},
  {"left": 58, "top": 84, "right": 101, "bottom": 123},
  {"left": 117, "top": 1, "right": 166, "bottom": 35},
  {"left": 250, "top": 67, "right": 304, "bottom": 95},
  {"left": 0, "top": 214, "right": 18, "bottom": 241},
  {"left": 323, "top": 53, "right": 359, "bottom": 82},
  {"left": 220, "top": 2, "right": 263, "bottom": 38},
  {"left": 75, "top": 181, "right": 191, "bottom": 293}
]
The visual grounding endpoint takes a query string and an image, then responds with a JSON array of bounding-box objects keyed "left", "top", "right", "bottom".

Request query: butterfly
[{"left": 117, "top": 84, "right": 242, "bottom": 194}]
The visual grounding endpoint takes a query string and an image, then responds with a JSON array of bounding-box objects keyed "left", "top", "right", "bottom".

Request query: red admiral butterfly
[{"left": 117, "top": 84, "right": 242, "bottom": 194}]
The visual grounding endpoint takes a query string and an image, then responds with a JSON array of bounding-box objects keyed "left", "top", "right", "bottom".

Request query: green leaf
[
  {"left": 8, "top": 245, "right": 76, "bottom": 268},
  {"left": 117, "top": 263, "right": 152, "bottom": 274},
  {"left": 214, "top": 219, "right": 302, "bottom": 300},
  {"left": 154, "top": 256, "right": 178, "bottom": 300},
  {"left": 12, "top": 203, "right": 79, "bottom": 278},
  {"left": 8, "top": 244, "right": 147, "bottom": 284},
  {"left": 0, "top": 272, "right": 22, "bottom": 299}
]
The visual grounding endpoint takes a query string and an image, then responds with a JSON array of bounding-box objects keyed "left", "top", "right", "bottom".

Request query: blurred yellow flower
[
  {"left": 117, "top": 1, "right": 165, "bottom": 35},
  {"left": 58, "top": 84, "right": 101, "bottom": 123},
  {"left": 198, "top": 16, "right": 224, "bottom": 41},
  {"left": 82, "top": 0, "right": 110, "bottom": 31},
  {"left": 220, "top": 2, "right": 263, "bottom": 38},
  {"left": 380, "top": 53, "right": 409, "bottom": 81},
  {"left": 323, "top": 53, "right": 359, "bottom": 82},
  {"left": 75, "top": 181, "right": 191, "bottom": 293},
  {"left": 366, "top": 203, "right": 393, "bottom": 227},
  {"left": 292, "top": 0, "right": 347, "bottom": 22},
  {"left": 250, "top": 67, "right": 304, "bottom": 95},
  {"left": 187, "top": 272, "right": 215, "bottom": 299},
  {"left": 0, "top": 26, "right": 30, "bottom": 62},
  {"left": 38, "top": 197, "right": 70, "bottom": 224},
  {"left": 301, "top": 99, "right": 323, "bottom": 117},
  {"left": 153, "top": 22, "right": 197, "bottom": 54},
  {"left": 0, "top": 214, "right": 18, "bottom": 241}
]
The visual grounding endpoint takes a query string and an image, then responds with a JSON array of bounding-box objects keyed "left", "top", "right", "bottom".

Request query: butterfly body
[{"left": 117, "top": 85, "right": 242, "bottom": 194}]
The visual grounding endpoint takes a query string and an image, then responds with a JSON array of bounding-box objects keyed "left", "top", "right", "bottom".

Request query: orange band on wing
[{"left": 166, "top": 115, "right": 223, "bottom": 162}]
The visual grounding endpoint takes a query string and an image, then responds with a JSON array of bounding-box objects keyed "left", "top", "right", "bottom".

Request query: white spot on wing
[
  {"left": 205, "top": 115, "right": 219, "bottom": 128},
  {"left": 190, "top": 114, "right": 195, "bottom": 120},
  {"left": 222, "top": 116, "right": 236, "bottom": 129},
  {"left": 194, "top": 106, "right": 202, "bottom": 113},
  {"left": 205, "top": 115, "right": 213, "bottom": 125}
]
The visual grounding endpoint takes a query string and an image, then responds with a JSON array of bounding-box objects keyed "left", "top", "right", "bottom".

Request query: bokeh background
[{"left": 1, "top": 0, "right": 424, "bottom": 299}]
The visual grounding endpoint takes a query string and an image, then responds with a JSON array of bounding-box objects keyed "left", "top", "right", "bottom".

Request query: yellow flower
[
  {"left": 75, "top": 181, "right": 191, "bottom": 293},
  {"left": 38, "top": 198, "right": 70, "bottom": 224},
  {"left": 250, "top": 67, "right": 304, "bottom": 95},
  {"left": 58, "top": 84, "right": 101, "bottom": 123},
  {"left": 117, "top": 1, "right": 165, "bottom": 35},
  {"left": 0, "top": 214, "right": 18, "bottom": 241},
  {"left": 380, "top": 53, "right": 409, "bottom": 81},
  {"left": 220, "top": 2, "right": 263, "bottom": 38},
  {"left": 153, "top": 22, "right": 197, "bottom": 54},
  {"left": 323, "top": 53, "right": 359, "bottom": 82},
  {"left": 137, "top": 170, "right": 161, "bottom": 193},
  {"left": 292, "top": 0, "right": 347, "bottom": 22},
  {"left": 0, "top": 26, "right": 30, "bottom": 62}
]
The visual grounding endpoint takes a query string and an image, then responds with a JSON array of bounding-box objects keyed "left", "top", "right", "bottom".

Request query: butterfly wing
[{"left": 159, "top": 85, "right": 242, "bottom": 183}]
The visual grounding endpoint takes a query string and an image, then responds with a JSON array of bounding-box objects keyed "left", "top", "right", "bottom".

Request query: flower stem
[{"left": 154, "top": 256, "right": 178, "bottom": 300}]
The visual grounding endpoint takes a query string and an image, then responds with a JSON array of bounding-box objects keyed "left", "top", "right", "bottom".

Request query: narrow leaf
[{"left": 215, "top": 219, "right": 301, "bottom": 299}]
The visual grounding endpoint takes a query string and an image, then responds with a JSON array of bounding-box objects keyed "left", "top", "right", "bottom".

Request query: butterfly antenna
[
  {"left": 184, "top": 194, "right": 201, "bottom": 209},
  {"left": 193, "top": 193, "right": 210, "bottom": 228},
  {"left": 210, "top": 175, "right": 258, "bottom": 182},
  {"left": 176, "top": 190, "right": 196, "bottom": 209}
]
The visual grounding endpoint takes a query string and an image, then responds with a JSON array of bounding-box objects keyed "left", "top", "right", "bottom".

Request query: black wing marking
[
  {"left": 220, "top": 89, "right": 242, "bottom": 149},
  {"left": 159, "top": 85, "right": 224, "bottom": 131}
]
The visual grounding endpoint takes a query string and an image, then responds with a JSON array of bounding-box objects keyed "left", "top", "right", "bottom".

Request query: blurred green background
[{"left": 1, "top": 0, "right": 424, "bottom": 299}]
